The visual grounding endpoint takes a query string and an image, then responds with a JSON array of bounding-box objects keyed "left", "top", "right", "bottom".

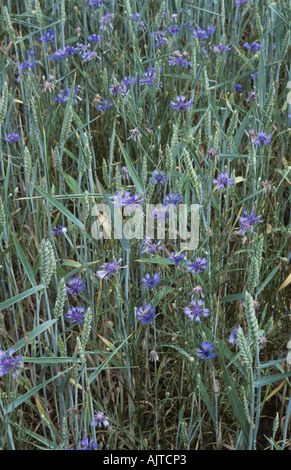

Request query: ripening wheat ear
[
  {"left": 39, "top": 240, "right": 56, "bottom": 288},
  {"left": 237, "top": 327, "right": 253, "bottom": 368},
  {"left": 244, "top": 291, "right": 260, "bottom": 344},
  {"left": 53, "top": 278, "right": 67, "bottom": 320},
  {"left": 0, "top": 82, "right": 8, "bottom": 124}
]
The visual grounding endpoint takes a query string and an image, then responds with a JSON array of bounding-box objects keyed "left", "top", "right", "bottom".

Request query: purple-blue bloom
[
  {"left": 52, "top": 225, "right": 67, "bottom": 236},
  {"left": 186, "top": 257, "right": 208, "bottom": 274},
  {"left": 0, "top": 348, "right": 22, "bottom": 377},
  {"left": 168, "top": 252, "right": 185, "bottom": 265},
  {"left": 170, "top": 95, "right": 193, "bottom": 111},
  {"left": 253, "top": 132, "right": 272, "bottom": 145},
  {"left": 88, "top": 33, "right": 102, "bottom": 43},
  {"left": 39, "top": 28, "right": 55, "bottom": 43},
  {"left": 80, "top": 437, "right": 98, "bottom": 450},
  {"left": 164, "top": 193, "right": 182, "bottom": 206},
  {"left": 4, "top": 133, "right": 20, "bottom": 143},
  {"left": 96, "top": 259, "right": 126, "bottom": 280},
  {"left": 66, "top": 277, "right": 86, "bottom": 295},
  {"left": 228, "top": 326, "right": 239, "bottom": 345},
  {"left": 184, "top": 299, "right": 209, "bottom": 322},
  {"left": 213, "top": 173, "right": 235, "bottom": 190},
  {"left": 197, "top": 342, "right": 216, "bottom": 360},
  {"left": 65, "top": 306, "right": 86, "bottom": 324},
  {"left": 233, "top": 84, "right": 243, "bottom": 92},
  {"left": 243, "top": 41, "right": 262, "bottom": 52},
  {"left": 238, "top": 211, "right": 263, "bottom": 235},
  {"left": 141, "top": 273, "right": 161, "bottom": 289},
  {"left": 150, "top": 170, "right": 169, "bottom": 185},
  {"left": 91, "top": 410, "right": 110, "bottom": 428},
  {"left": 136, "top": 304, "right": 156, "bottom": 324}
]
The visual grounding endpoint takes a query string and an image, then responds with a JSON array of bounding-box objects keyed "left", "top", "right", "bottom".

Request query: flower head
[
  {"left": 213, "top": 172, "right": 235, "bottom": 190},
  {"left": 91, "top": 410, "right": 110, "bottom": 428},
  {"left": 136, "top": 304, "right": 156, "bottom": 324},
  {"left": 66, "top": 277, "right": 86, "bottom": 295},
  {"left": 65, "top": 306, "right": 86, "bottom": 324},
  {"left": 4, "top": 133, "right": 19, "bottom": 143},
  {"left": 197, "top": 342, "right": 216, "bottom": 360},
  {"left": 168, "top": 252, "right": 185, "bottom": 265},
  {"left": 186, "top": 257, "right": 208, "bottom": 274},
  {"left": 238, "top": 211, "right": 263, "bottom": 235},
  {"left": 184, "top": 299, "right": 210, "bottom": 322},
  {"left": 52, "top": 225, "right": 67, "bottom": 236},
  {"left": 228, "top": 326, "right": 239, "bottom": 345},
  {"left": 96, "top": 259, "right": 126, "bottom": 280},
  {"left": 141, "top": 273, "right": 161, "bottom": 289},
  {"left": 80, "top": 437, "right": 98, "bottom": 450},
  {"left": 0, "top": 348, "right": 22, "bottom": 377},
  {"left": 170, "top": 95, "right": 193, "bottom": 111}
]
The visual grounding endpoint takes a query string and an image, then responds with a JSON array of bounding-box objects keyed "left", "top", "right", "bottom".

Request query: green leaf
[
  {"left": 218, "top": 353, "right": 250, "bottom": 442},
  {"left": 6, "top": 368, "right": 70, "bottom": 413},
  {"left": 0, "top": 285, "right": 45, "bottom": 312},
  {"left": 254, "top": 372, "right": 291, "bottom": 388},
  {"left": 117, "top": 137, "right": 144, "bottom": 195},
  {"left": 32, "top": 185, "right": 84, "bottom": 230},
  {"left": 88, "top": 334, "right": 132, "bottom": 384},
  {"left": 12, "top": 320, "right": 57, "bottom": 353},
  {"left": 11, "top": 233, "right": 37, "bottom": 287}
]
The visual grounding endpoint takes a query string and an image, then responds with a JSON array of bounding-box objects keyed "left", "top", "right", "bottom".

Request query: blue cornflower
[
  {"left": 26, "top": 50, "right": 35, "bottom": 58},
  {"left": 80, "top": 437, "right": 98, "bottom": 450},
  {"left": 52, "top": 225, "right": 67, "bottom": 236},
  {"left": 228, "top": 327, "right": 239, "bottom": 345},
  {"left": 197, "top": 342, "right": 216, "bottom": 360},
  {"left": 65, "top": 306, "right": 86, "bottom": 324},
  {"left": 246, "top": 90, "right": 258, "bottom": 102},
  {"left": 132, "top": 13, "right": 140, "bottom": 22},
  {"left": 66, "top": 277, "right": 86, "bottom": 295},
  {"left": 97, "top": 99, "right": 113, "bottom": 112},
  {"left": 170, "top": 95, "right": 194, "bottom": 111},
  {"left": 96, "top": 259, "right": 126, "bottom": 280},
  {"left": 99, "top": 13, "right": 114, "bottom": 31},
  {"left": 154, "top": 31, "right": 167, "bottom": 47},
  {"left": 186, "top": 257, "right": 208, "bottom": 274},
  {"left": 0, "top": 348, "right": 22, "bottom": 377},
  {"left": 243, "top": 41, "right": 262, "bottom": 52},
  {"left": 128, "top": 127, "right": 141, "bottom": 142},
  {"left": 233, "top": 83, "right": 243, "bottom": 92},
  {"left": 136, "top": 304, "right": 156, "bottom": 324},
  {"left": 109, "top": 82, "right": 127, "bottom": 96},
  {"left": 88, "top": 33, "right": 102, "bottom": 43},
  {"left": 121, "top": 76, "right": 137, "bottom": 87},
  {"left": 150, "top": 170, "right": 169, "bottom": 185},
  {"left": 213, "top": 172, "right": 235, "bottom": 190},
  {"left": 54, "top": 86, "right": 82, "bottom": 104},
  {"left": 253, "top": 132, "right": 272, "bottom": 145},
  {"left": 140, "top": 71, "right": 162, "bottom": 89},
  {"left": 168, "top": 25, "right": 181, "bottom": 36},
  {"left": 251, "top": 71, "right": 259, "bottom": 79},
  {"left": 212, "top": 43, "right": 231, "bottom": 53},
  {"left": 4, "top": 133, "right": 20, "bottom": 143},
  {"left": 238, "top": 211, "right": 263, "bottom": 235},
  {"left": 168, "top": 51, "right": 191, "bottom": 68},
  {"left": 81, "top": 50, "right": 98, "bottom": 62},
  {"left": 112, "top": 191, "right": 143, "bottom": 209},
  {"left": 39, "top": 28, "right": 55, "bottom": 43},
  {"left": 164, "top": 193, "right": 182, "bottom": 206},
  {"left": 207, "top": 147, "right": 219, "bottom": 160},
  {"left": 235, "top": 0, "right": 250, "bottom": 7},
  {"left": 91, "top": 410, "right": 110, "bottom": 428},
  {"left": 153, "top": 206, "right": 170, "bottom": 222},
  {"left": 184, "top": 299, "right": 210, "bottom": 322},
  {"left": 168, "top": 252, "right": 185, "bottom": 265},
  {"left": 88, "top": 0, "right": 103, "bottom": 6},
  {"left": 142, "top": 273, "right": 161, "bottom": 289},
  {"left": 140, "top": 239, "right": 164, "bottom": 256},
  {"left": 193, "top": 26, "right": 216, "bottom": 40}
]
